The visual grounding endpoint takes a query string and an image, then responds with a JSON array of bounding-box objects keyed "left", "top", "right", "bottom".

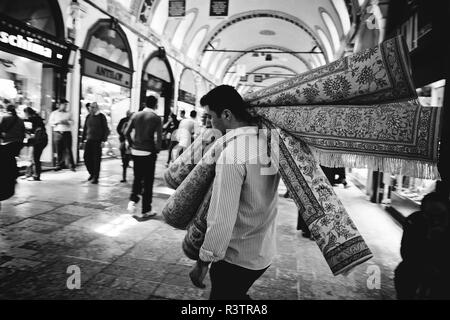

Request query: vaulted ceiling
[{"left": 131, "top": 0, "right": 359, "bottom": 92}]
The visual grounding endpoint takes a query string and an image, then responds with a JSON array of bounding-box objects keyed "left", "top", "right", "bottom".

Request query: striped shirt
[{"left": 199, "top": 126, "right": 280, "bottom": 270}]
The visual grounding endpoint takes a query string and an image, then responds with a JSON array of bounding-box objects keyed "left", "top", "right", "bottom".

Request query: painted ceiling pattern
[{"left": 118, "top": 0, "right": 361, "bottom": 94}]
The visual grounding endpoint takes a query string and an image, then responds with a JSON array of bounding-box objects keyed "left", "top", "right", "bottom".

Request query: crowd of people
[{"left": 1, "top": 86, "right": 450, "bottom": 300}]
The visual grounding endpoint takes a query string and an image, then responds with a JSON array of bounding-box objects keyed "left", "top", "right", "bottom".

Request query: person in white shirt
[
  {"left": 177, "top": 110, "right": 199, "bottom": 154},
  {"left": 48, "top": 99, "right": 75, "bottom": 171},
  {"left": 189, "top": 85, "right": 280, "bottom": 300}
]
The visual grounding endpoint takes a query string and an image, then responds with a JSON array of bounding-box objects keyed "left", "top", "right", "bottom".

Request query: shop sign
[
  {"left": 254, "top": 74, "right": 263, "bottom": 83},
  {"left": 210, "top": 0, "right": 229, "bottom": 17},
  {"left": 0, "top": 32, "right": 52, "bottom": 58},
  {"left": 169, "top": 0, "right": 186, "bottom": 17},
  {"left": 84, "top": 58, "right": 132, "bottom": 88},
  {"left": 0, "top": 13, "right": 73, "bottom": 67},
  {"left": 178, "top": 89, "right": 196, "bottom": 105}
]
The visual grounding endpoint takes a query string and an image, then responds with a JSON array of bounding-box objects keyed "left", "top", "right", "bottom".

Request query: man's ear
[{"left": 222, "top": 109, "right": 232, "bottom": 121}]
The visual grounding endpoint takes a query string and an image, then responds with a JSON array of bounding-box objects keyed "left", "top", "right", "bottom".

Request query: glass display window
[{"left": 80, "top": 76, "right": 131, "bottom": 159}]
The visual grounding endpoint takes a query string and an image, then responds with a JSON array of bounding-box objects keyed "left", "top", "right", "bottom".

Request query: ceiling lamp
[
  {"left": 252, "top": 52, "right": 259, "bottom": 57},
  {"left": 107, "top": 18, "right": 117, "bottom": 38},
  {"left": 265, "top": 54, "right": 272, "bottom": 61}
]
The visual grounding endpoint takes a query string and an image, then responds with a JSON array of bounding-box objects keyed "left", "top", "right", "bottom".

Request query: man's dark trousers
[
  {"left": 84, "top": 140, "right": 102, "bottom": 179},
  {"left": 54, "top": 131, "right": 75, "bottom": 169},
  {"left": 209, "top": 260, "right": 269, "bottom": 300},
  {"left": 130, "top": 153, "right": 157, "bottom": 213}
]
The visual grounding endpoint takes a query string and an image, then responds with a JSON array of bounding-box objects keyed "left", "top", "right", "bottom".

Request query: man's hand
[{"left": 189, "top": 260, "right": 209, "bottom": 289}]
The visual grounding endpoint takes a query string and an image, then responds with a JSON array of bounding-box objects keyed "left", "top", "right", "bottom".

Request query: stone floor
[{"left": 0, "top": 151, "right": 403, "bottom": 300}]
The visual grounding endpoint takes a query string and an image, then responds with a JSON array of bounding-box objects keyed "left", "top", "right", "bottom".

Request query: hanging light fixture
[
  {"left": 107, "top": 18, "right": 117, "bottom": 38},
  {"left": 265, "top": 54, "right": 272, "bottom": 61},
  {"left": 252, "top": 52, "right": 259, "bottom": 57}
]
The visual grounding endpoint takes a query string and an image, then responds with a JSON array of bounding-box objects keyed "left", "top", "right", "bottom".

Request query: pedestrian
[
  {"left": 177, "top": 110, "right": 198, "bottom": 155},
  {"left": 49, "top": 99, "right": 76, "bottom": 171},
  {"left": 117, "top": 110, "right": 133, "bottom": 182},
  {"left": 189, "top": 85, "right": 281, "bottom": 300},
  {"left": 125, "top": 95, "right": 162, "bottom": 220},
  {"left": 81, "top": 102, "right": 110, "bottom": 184},
  {"left": 0, "top": 104, "right": 25, "bottom": 201},
  {"left": 394, "top": 192, "right": 450, "bottom": 299},
  {"left": 23, "top": 107, "right": 48, "bottom": 181},
  {"left": 179, "top": 109, "right": 186, "bottom": 121},
  {"left": 163, "top": 112, "right": 180, "bottom": 167},
  {"left": 283, "top": 191, "right": 312, "bottom": 239}
]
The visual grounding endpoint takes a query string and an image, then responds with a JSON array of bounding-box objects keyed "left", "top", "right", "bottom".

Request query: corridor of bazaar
[{"left": 1, "top": 0, "right": 449, "bottom": 302}]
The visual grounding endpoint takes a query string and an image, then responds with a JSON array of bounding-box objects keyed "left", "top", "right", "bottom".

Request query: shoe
[
  {"left": 54, "top": 167, "right": 62, "bottom": 171},
  {"left": 120, "top": 179, "right": 127, "bottom": 183},
  {"left": 71, "top": 167, "right": 76, "bottom": 172},
  {"left": 127, "top": 201, "right": 137, "bottom": 215},
  {"left": 133, "top": 211, "right": 157, "bottom": 221},
  {"left": 91, "top": 179, "right": 98, "bottom": 184},
  {"left": 141, "top": 211, "right": 157, "bottom": 218},
  {"left": 33, "top": 177, "right": 41, "bottom": 181},
  {"left": 302, "top": 231, "right": 311, "bottom": 239}
]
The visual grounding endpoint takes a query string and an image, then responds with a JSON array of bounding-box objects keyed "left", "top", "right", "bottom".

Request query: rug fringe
[{"left": 309, "top": 147, "right": 440, "bottom": 180}]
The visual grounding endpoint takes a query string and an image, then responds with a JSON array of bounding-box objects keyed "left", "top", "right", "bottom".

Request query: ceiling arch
[
  {"left": 223, "top": 44, "right": 313, "bottom": 76},
  {"left": 248, "top": 65, "right": 298, "bottom": 75},
  {"left": 171, "top": 9, "right": 198, "bottom": 49},
  {"left": 198, "top": 10, "right": 325, "bottom": 59},
  {"left": 186, "top": 26, "right": 209, "bottom": 60},
  {"left": 319, "top": 8, "right": 342, "bottom": 51}
]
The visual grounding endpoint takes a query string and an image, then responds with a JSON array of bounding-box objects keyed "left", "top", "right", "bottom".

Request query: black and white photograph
[{"left": 0, "top": 0, "right": 449, "bottom": 310}]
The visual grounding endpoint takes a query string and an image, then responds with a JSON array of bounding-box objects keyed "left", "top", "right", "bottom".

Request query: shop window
[
  {"left": 390, "top": 80, "right": 445, "bottom": 210},
  {"left": 0, "top": 0, "right": 62, "bottom": 38},
  {"left": 86, "top": 25, "right": 131, "bottom": 68}
]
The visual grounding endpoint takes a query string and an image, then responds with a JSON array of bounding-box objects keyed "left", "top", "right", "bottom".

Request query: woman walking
[{"left": 24, "top": 107, "right": 48, "bottom": 181}]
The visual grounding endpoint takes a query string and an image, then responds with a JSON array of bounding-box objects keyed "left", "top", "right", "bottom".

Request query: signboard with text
[
  {"left": 83, "top": 58, "right": 132, "bottom": 88},
  {"left": 0, "top": 13, "right": 74, "bottom": 68},
  {"left": 178, "top": 89, "right": 196, "bottom": 105},
  {"left": 254, "top": 74, "right": 263, "bottom": 83},
  {"left": 169, "top": 0, "right": 186, "bottom": 17},
  {"left": 210, "top": 0, "right": 229, "bottom": 17}
]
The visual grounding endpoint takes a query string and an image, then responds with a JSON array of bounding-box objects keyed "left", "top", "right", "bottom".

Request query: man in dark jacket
[
  {"left": 125, "top": 95, "right": 162, "bottom": 219},
  {"left": 81, "top": 102, "right": 110, "bottom": 184},
  {"left": 117, "top": 110, "right": 133, "bottom": 182}
]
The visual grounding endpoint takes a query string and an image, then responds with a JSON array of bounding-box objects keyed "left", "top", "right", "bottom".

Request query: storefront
[
  {"left": 0, "top": 0, "right": 75, "bottom": 167},
  {"left": 178, "top": 68, "right": 197, "bottom": 117},
  {"left": 141, "top": 49, "right": 174, "bottom": 122},
  {"left": 349, "top": 0, "right": 448, "bottom": 219},
  {"left": 79, "top": 19, "right": 133, "bottom": 160}
]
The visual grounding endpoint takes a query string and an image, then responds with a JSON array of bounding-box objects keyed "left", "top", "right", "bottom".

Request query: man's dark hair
[
  {"left": 190, "top": 110, "right": 197, "bottom": 118},
  {"left": 200, "top": 85, "right": 252, "bottom": 122},
  {"left": 6, "top": 104, "right": 17, "bottom": 116},
  {"left": 145, "top": 95, "right": 158, "bottom": 109}
]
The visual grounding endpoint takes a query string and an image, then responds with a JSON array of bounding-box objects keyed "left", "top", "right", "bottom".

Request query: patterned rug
[
  {"left": 162, "top": 36, "right": 441, "bottom": 276},
  {"left": 246, "top": 36, "right": 440, "bottom": 179}
]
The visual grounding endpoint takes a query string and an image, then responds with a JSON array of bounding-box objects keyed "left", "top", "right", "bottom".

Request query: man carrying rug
[{"left": 189, "top": 85, "right": 280, "bottom": 300}]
